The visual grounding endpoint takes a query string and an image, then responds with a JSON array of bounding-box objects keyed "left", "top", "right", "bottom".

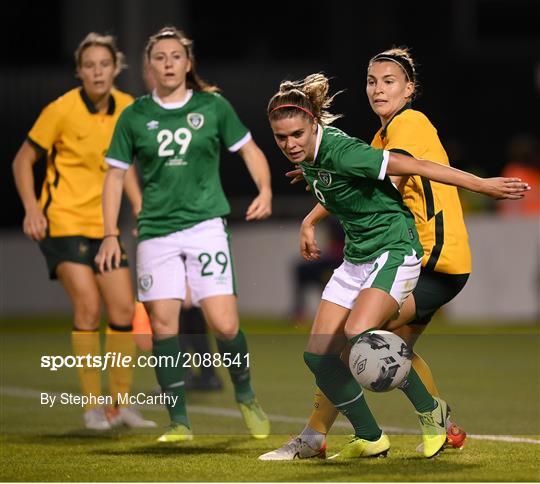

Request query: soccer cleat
[
  {"left": 328, "top": 433, "right": 390, "bottom": 460},
  {"left": 157, "top": 423, "right": 193, "bottom": 443},
  {"left": 116, "top": 406, "right": 157, "bottom": 428},
  {"left": 84, "top": 407, "right": 112, "bottom": 430},
  {"left": 446, "top": 423, "right": 467, "bottom": 449},
  {"left": 416, "top": 396, "right": 448, "bottom": 458},
  {"left": 258, "top": 437, "right": 326, "bottom": 460},
  {"left": 238, "top": 398, "right": 270, "bottom": 439}
]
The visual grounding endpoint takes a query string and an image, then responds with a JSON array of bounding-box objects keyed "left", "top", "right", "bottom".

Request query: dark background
[{"left": 2, "top": 0, "right": 539, "bottom": 227}]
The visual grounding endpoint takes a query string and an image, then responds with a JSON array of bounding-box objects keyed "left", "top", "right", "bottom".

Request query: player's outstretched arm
[
  {"left": 386, "top": 152, "right": 531, "bottom": 200},
  {"left": 95, "top": 167, "right": 126, "bottom": 272},
  {"left": 238, "top": 139, "right": 272, "bottom": 221}
]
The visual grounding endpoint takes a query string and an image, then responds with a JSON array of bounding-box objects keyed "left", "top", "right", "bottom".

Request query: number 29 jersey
[{"left": 106, "top": 90, "right": 251, "bottom": 241}]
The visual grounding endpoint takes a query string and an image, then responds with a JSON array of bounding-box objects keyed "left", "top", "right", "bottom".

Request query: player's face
[
  {"left": 366, "top": 61, "right": 414, "bottom": 123},
  {"left": 148, "top": 39, "right": 191, "bottom": 92},
  {"left": 270, "top": 116, "right": 318, "bottom": 164},
  {"left": 77, "top": 46, "right": 116, "bottom": 99}
]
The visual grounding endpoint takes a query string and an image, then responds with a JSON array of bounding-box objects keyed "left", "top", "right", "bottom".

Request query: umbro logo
[{"left": 146, "top": 120, "right": 159, "bottom": 130}]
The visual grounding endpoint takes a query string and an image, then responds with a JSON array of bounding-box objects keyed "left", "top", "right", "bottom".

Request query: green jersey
[
  {"left": 300, "top": 126, "right": 423, "bottom": 263},
  {"left": 106, "top": 90, "right": 250, "bottom": 241}
]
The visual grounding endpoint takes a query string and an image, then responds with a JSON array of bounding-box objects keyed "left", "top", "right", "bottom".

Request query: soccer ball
[{"left": 349, "top": 330, "right": 412, "bottom": 392}]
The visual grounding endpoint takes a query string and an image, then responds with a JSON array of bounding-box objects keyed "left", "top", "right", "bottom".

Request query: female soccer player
[
  {"left": 260, "top": 73, "right": 528, "bottom": 459},
  {"left": 12, "top": 33, "right": 155, "bottom": 430},
  {"left": 262, "top": 47, "right": 482, "bottom": 460},
  {"left": 95, "top": 26, "right": 272, "bottom": 442}
]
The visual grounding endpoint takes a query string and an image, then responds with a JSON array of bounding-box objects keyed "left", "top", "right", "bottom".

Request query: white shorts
[
  {"left": 321, "top": 249, "right": 421, "bottom": 310},
  {"left": 136, "top": 218, "right": 236, "bottom": 304}
]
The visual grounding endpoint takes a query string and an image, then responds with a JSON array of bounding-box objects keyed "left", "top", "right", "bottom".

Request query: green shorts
[{"left": 39, "top": 236, "right": 129, "bottom": 280}]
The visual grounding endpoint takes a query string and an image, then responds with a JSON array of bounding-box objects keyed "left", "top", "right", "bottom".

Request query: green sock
[
  {"left": 304, "top": 352, "right": 381, "bottom": 441},
  {"left": 399, "top": 367, "right": 436, "bottom": 413},
  {"left": 216, "top": 330, "right": 254, "bottom": 403},
  {"left": 152, "top": 336, "right": 189, "bottom": 427}
]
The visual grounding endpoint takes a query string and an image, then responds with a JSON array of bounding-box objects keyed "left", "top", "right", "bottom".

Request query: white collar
[
  {"left": 152, "top": 89, "right": 193, "bottom": 110},
  {"left": 308, "top": 124, "right": 323, "bottom": 165}
]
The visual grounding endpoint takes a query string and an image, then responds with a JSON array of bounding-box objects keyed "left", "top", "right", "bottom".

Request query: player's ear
[{"left": 405, "top": 81, "right": 414, "bottom": 100}]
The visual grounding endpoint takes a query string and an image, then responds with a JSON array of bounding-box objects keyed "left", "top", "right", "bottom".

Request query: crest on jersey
[
  {"left": 138, "top": 274, "right": 153, "bottom": 292},
  {"left": 187, "top": 113, "right": 204, "bottom": 130},
  {"left": 318, "top": 170, "right": 332, "bottom": 187}
]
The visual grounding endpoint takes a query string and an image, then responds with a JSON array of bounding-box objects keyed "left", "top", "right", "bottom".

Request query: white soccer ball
[{"left": 349, "top": 330, "right": 412, "bottom": 392}]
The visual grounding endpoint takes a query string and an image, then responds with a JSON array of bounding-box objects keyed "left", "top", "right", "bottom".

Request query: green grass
[{"left": 1, "top": 316, "right": 539, "bottom": 481}]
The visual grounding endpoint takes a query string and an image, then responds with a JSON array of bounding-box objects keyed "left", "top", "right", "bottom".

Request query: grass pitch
[{"left": 1, "top": 316, "right": 539, "bottom": 482}]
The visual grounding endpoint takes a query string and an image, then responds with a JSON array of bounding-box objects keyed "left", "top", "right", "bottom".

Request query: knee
[
  {"left": 73, "top": 300, "right": 101, "bottom": 331},
  {"left": 213, "top": 322, "right": 238, "bottom": 340},
  {"left": 108, "top": 301, "right": 135, "bottom": 328}
]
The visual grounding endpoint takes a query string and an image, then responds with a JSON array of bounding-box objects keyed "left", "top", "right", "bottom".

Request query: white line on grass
[{"left": 2, "top": 385, "right": 539, "bottom": 445}]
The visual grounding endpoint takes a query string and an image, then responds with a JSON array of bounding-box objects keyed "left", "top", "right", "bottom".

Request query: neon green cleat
[
  {"left": 328, "top": 433, "right": 390, "bottom": 460},
  {"left": 238, "top": 399, "right": 270, "bottom": 439},
  {"left": 416, "top": 396, "right": 448, "bottom": 458},
  {"left": 157, "top": 423, "right": 193, "bottom": 443}
]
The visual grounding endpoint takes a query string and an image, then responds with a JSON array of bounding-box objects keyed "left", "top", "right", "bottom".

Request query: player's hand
[
  {"left": 245, "top": 190, "right": 272, "bottom": 221},
  {"left": 480, "top": 177, "right": 531, "bottom": 200},
  {"left": 300, "top": 222, "right": 321, "bottom": 261},
  {"left": 22, "top": 207, "right": 47, "bottom": 241},
  {"left": 286, "top": 169, "right": 310, "bottom": 191},
  {"left": 95, "top": 236, "right": 122, "bottom": 272}
]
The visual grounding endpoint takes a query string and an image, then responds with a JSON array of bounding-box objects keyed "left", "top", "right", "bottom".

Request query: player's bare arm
[
  {"left": 300, "top": 203, "right": 330, "bottom": 261},
  {"left": 238, "top": 139, "right": 272, "bottom": 221},
  {"left": 95, "top": 167, "right": 126, "bottom": 272},
  {"left": 387, "top": 152, "right": 531, "bottom": 200},
  {"left": 12, "top": 141, "right": 48, "bottom": 241}
]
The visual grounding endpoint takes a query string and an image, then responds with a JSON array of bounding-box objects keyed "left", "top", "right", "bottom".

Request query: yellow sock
[
  {"left": 306, "top": 388, "right": 339, "bottom": 434},
  {"left": 71, "top": 330, "right": 101, "bottom": 410},
  {"left": 412, "top": 352, "right": 440, "bottom": 397},
  {"left": 105, "top": 326, "right": 136, "bottom": 406}
]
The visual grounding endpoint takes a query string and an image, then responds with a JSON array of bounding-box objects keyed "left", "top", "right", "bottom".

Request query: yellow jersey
[
  {"left": 371, "top": 107, "right": 472, "bottom": 274},
  {"left": 28, "top": 87, "right": 133, "bottom": 238}
]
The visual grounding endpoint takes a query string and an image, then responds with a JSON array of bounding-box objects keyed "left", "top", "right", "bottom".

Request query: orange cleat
[{"left": 446, "top": 423, "right": 467, "bottom": 449}]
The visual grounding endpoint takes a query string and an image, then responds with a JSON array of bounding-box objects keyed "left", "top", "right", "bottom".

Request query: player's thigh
[
  {"left": 184, "top": 218, "right": 236, "bottom": 304},
  {"left": 199, "top": 294, "right": 239, "bottom": 339},
  {"left": 96, "top": 267, "right": 135, "bottom": 326},
  {"left": 136, "top": 232, "right": 187, "bottom": 302},
  {"left": 382, "top": 294, "right": 417, "bottom": 331},
  {"left": 307, "top": 300, "right": 350, "bottom": 355},
  {"left": 56, "top": 262, "right": 101, "bottom": 329},
  {"left": 345, "top": 249, "right": 421, "bottom": 336}
]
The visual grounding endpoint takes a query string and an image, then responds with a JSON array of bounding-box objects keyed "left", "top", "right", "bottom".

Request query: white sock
[{"left": 300, "top": 426, "right": 325, "bottom": 449}]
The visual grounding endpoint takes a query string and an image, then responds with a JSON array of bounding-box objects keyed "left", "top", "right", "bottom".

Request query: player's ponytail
[{"left": 268, "top": 73, "right": 342, "bottom": 126}]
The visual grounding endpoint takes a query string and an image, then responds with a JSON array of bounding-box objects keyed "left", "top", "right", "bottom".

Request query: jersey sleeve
[
  {"left": 27, "top": 100, "right": 64, "bottom": 152},
  {"left": 105, "top": 108, "right": 134, "bottom": 170},
  {"left": 214, "top": 94, "right": 251, "bottom": 152},
  {"left": 334, "top": 137, "right": 389, "bottom": 180}
]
